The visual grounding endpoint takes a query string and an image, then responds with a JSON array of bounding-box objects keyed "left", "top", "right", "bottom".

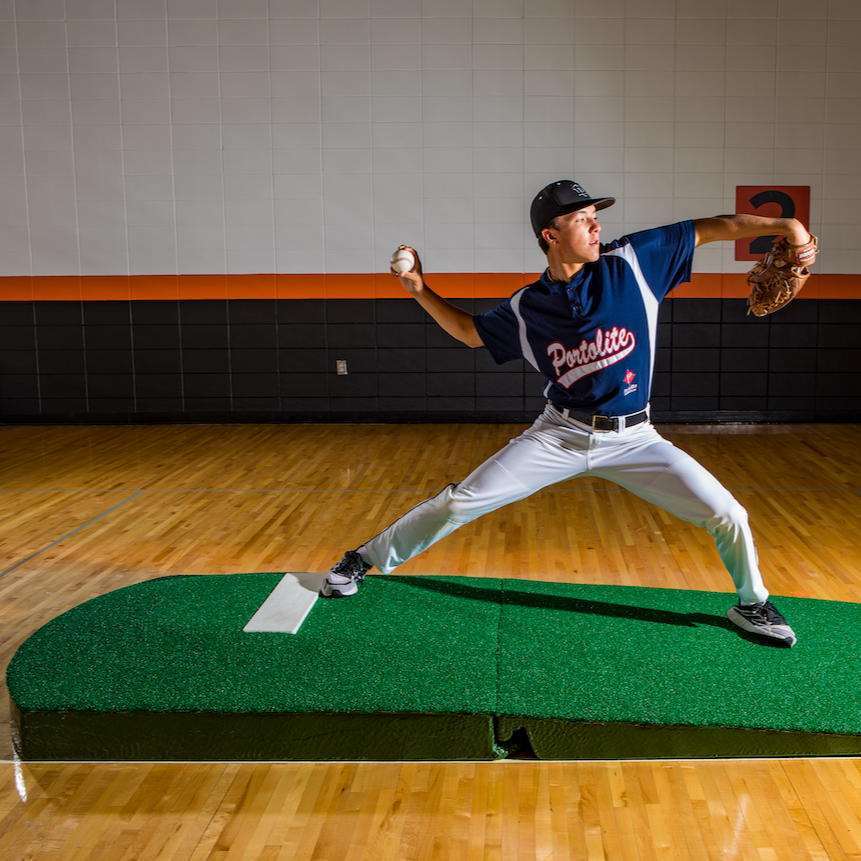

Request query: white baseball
[{"left": 390, "top": 248, "right": 415, "bottom": 274}]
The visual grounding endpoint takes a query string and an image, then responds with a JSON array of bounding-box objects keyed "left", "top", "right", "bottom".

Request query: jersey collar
[{"left": 540, "top": 266, "right": 588, "bottom": 294}]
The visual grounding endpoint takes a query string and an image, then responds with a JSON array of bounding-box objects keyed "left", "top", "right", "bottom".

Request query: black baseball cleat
[
  {"left": 320, "top": 550, "right": 372, "bottom": 598},
  {"left": 726, "top": 600, "right": 797, "bottom": 647}
]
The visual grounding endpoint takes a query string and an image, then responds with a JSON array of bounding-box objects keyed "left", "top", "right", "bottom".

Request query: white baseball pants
[{"left": 362, "top": 405, "right": 767, "bottom": 605}]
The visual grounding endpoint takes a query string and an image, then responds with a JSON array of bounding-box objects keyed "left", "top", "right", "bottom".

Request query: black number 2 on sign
[{"left": 735, "top": 185, "right": 810, "bottom": 261}]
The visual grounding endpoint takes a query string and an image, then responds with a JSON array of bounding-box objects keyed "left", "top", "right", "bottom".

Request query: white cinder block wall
[{"left": 0, "top": 0, "right": 858, "bottom": 280}]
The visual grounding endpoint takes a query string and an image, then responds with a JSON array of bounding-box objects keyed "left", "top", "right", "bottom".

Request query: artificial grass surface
[
  {"left": 8, "top": 573, "right": 861, "bottom": 761},
  {"left": 8, "top": 574, "right": 499, "bottom": 715},
  {"left": 492, "top": 580, "right": 861, "bottom": 759},
  {"left": 494, "top": 580, "right": 859, "bottom": 734}
]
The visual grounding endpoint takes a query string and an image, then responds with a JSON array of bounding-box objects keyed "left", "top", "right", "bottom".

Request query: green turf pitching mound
[
  {"left": 7, "top": 574, "right": 861, "bottom": 760},
  {"left": 7, "top": 574, "right": 501, "bottom": 761},
  {"left": 491, "top": 580, "right": 861, "bottom": 759}
]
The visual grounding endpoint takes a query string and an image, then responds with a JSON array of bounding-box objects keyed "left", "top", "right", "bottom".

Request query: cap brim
[{"left": 558, "top": 197, "right": 615, "bottom": 217}]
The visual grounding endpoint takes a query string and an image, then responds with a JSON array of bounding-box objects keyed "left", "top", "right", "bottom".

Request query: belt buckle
[{"left": 592, "top": 414, "right": 614, "bottom": 431}]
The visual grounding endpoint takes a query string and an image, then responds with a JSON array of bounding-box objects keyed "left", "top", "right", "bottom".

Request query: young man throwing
[{"left": 321, "top": 180, "right": 817, "bottom": 648}]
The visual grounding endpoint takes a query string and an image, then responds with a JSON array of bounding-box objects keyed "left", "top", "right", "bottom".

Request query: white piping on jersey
[
  {"left": 600, "top": 243, "right": 660, "bottom": 392},
  {"left": 510, "top": 287, "right": 540, "bottom": 372}
]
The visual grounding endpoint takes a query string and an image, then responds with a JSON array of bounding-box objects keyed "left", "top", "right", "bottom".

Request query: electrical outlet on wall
[{"left": 336, "top": 360, "right": 348, "bottom": 375}]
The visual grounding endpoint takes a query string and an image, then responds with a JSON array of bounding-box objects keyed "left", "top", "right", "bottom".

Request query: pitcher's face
[{"left": 542, "top": 206, "right": 602, "bottom": 265}]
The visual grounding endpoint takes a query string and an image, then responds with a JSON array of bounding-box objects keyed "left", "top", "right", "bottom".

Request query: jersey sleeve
[
  {"left": 473, "top": 296, "right": 524, "bottom": 365},
  {"left": 607, "top": 220, "right": 696, "bottom": 301}
]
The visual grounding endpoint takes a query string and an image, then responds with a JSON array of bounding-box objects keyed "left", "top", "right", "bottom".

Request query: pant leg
[
  {"left": 587, "top": 423, "right": 767, "bottom": 604},
  {"left": 363, "top": 412, "right": 592, "bottom": 574}
]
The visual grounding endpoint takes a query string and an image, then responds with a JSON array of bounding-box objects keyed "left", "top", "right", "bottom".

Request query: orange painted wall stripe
[{"left": 0, "top": 273, "right": 859, "bottom": 301}]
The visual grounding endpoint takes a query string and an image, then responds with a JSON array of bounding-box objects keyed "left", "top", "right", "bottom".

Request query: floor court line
[
  {"left": 0, "top": 490, "right": 144, "bottom": 580},
  {"left": 2, "top": 485, "right": 856, "bottom": 579}
]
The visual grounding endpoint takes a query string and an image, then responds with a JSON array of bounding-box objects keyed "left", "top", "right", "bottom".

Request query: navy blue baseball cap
[{"left": 530, "top": 180, "right": 615, "bottom": 237}]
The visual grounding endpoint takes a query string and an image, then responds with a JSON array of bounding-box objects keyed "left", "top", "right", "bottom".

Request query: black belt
[{"left": 549, "top": 403, "right": 649, "bottom": 432}]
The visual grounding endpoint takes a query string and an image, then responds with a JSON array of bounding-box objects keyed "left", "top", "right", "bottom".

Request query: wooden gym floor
[{"left": 1, "top": 421, "right": 861, "bottom": 860}]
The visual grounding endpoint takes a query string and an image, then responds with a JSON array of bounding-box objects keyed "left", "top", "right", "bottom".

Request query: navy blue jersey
[{"left": 474, "top": 221, "right": 695, "bottom": 415}]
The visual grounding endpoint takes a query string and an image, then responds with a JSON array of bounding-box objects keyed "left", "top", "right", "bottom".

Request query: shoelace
[
  {"left": 762, "top": 602, "right": 788, "bottom": 625},
  {"left": 331, "top": 552, "right": 366, "bottom": 580},
  {"left": 747, "top": 601, "right": 786, "bottom": 625}
]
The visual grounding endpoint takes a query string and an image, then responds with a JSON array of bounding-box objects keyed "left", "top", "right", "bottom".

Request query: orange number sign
[{"left": 734, "top": 186, "right": 810, "bottom": 261}]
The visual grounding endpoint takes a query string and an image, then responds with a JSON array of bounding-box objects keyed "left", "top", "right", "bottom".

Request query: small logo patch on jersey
[{"left": 624, "top": 369, "right": 638, "bottom": 396}]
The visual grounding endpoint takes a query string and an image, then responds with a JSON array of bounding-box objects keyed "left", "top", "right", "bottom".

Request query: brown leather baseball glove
[{"left": 746, "top": 234, "right": 818, "bottom": 317}]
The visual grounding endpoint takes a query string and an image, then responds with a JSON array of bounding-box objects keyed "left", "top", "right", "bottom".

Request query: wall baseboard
[{"left": 3, "top": 409, "right": 861, "bottom": 426}]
